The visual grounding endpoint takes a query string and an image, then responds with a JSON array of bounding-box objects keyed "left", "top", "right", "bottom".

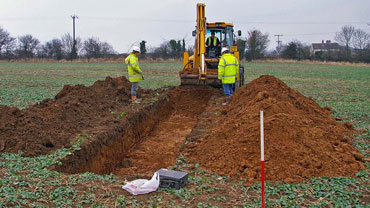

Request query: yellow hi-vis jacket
[
  {"left": 218, "top": 53, "right": 239, "bottom": 84},
  {"left": 125, "top": 53, "right": 143, "bottom": 82},
  {"left": 207, "top": 36, "right": 218, "bottom": 47}
]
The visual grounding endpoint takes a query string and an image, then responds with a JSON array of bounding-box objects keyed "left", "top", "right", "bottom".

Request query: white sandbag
[{"left": 122, "top": 172, "right": 160, "bottom": 195}]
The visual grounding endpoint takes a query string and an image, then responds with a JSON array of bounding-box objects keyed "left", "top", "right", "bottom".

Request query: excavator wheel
[
  {"left": 233, "top": 66, "right": 244, "bottom": 92},
  {"left": 239, "top": 66, "right": 245, "bottom": 86}
]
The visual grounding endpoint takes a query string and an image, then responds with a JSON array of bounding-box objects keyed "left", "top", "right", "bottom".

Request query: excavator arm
[
  {"left": 180, "top": 3, "right": 209, "bottom": 86},
  {"left": 194, "top": 3, "right": 206, "bottom": 76}
]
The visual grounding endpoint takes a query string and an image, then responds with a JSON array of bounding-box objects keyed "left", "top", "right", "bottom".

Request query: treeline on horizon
[{"left": 0, "top": 25, "right": 369, "bottom": 63}]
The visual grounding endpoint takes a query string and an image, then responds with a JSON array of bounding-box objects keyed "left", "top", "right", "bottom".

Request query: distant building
[{"left": 311, "top": 40, "right": 341, "bottom": 55}]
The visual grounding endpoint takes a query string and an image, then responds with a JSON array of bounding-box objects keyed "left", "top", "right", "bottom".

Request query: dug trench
[{"left": 56, "top": 86, "right": 217, "bottom": 177}]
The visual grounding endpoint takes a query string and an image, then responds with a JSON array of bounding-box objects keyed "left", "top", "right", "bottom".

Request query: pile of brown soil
[
  {"left": 186, "top": 75, "right": 365, "bottom": 183},
  {"left": 0, "top": 76, "right": 155, "bottom": 156}
]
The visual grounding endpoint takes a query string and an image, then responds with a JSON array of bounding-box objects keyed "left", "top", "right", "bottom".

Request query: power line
[
  {"left": 234, "top": 21, "right": 367, "bottom": 25},
  {"left": 0, "top": 16, "right": 194, "bottom": 24},
  {"left": 80, "top": 16, "right": 194, "bottom": 23},
  {"left": 0, "top": 17, "right": 68, "bottom": 21},
  {"left": 283, "top": 32, "right": 337, "bottom": 36},
  {"left": 0, "top": 16, "right": 368, "bottom": 25}
]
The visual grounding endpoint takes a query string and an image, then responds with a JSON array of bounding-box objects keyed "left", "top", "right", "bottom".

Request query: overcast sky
[{"left": 1, "top": 0, "right": 369, "bottom": 53}]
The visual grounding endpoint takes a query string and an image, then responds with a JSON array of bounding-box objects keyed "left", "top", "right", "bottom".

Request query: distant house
[{"left": 311, "top": 40, "right": 341, "bottom": 55}]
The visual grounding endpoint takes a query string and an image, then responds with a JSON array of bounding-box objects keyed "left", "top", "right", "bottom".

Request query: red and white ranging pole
[{"left": 260, "top": 111, "right": 265, "bottom": 208}]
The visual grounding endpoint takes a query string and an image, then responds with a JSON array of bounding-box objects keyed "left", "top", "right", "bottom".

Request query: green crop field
[
  {"left": 0, "top": 61, "right": 369, "bottom": 207},
  {"left": 0, "top": 62, "right": 179, "bottom": 108}
]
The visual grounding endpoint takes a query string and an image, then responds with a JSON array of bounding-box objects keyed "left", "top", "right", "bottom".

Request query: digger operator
[
  {"left": 125, "top": 46, "right": 144, "bottom": 104},
  {"left": 206, "top": 31, "right": 221, "bottom": 57},
  {"left": 218, "top": 47, "right": 239, "bottom": 106}
]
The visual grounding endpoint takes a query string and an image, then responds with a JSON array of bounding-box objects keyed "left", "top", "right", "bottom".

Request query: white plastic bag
[{"left": 122, "top": 172, "right": 160, "bottom": 195}]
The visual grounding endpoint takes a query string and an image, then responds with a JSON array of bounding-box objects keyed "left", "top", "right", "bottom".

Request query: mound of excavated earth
[
  {"left": 186, "top": 75, "right": 364, "bottom": 183},
  {"left": 0, "top": 76, "right": 159, "bottom": 156}
]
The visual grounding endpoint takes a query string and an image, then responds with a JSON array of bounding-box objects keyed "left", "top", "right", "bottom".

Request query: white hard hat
[
  {"left": 221, "top": 47, "right": 229, "bottom": 54},
  {"left": 131, "top": 46, "right": 140, "bottom": 53}
]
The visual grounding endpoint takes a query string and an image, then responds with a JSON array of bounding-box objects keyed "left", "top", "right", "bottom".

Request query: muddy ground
[{"left": 0, "top": 75, "right": 364, "bottom": 184}]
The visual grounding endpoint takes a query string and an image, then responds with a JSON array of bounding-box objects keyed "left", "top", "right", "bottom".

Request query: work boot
[
  {"left": 222, "top": 97, "right": 230, "bottom": 106},
  {"left": 131, "top": 96, "right": 141, "bottom": 104}
]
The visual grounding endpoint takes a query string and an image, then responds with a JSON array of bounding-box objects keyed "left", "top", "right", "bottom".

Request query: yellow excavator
[{"left": 180, "top": 3, "right": 245, "bottom": 89}]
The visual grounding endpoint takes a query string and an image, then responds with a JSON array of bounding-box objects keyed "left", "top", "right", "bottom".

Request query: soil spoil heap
[
  {"left": 0, "top": 76, "right": 153, "bottom": 156},
  {"left": 187, "top": 75, "right": 364, "bottom": 183}
]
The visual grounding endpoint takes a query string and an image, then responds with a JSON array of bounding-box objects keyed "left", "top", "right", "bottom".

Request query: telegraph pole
[
  {"left": 71, "top": 14, "right": 78, "bottom": 60},
  {"left": 274, "top": 34, "right": 283, "bottom": 56}
]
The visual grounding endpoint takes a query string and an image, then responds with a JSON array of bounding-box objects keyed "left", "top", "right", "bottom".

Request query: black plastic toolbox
[{"left": 157, "top": 169, "right": 188, "bottom": 189}]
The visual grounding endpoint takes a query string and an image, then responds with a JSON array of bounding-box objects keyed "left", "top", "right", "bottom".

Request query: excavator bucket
[
  {"left": 180, "top": 74, "right": 222, "bottom": 88},
  {"left": 180, "top": 66, "right": 223, "bottom": 87},
  {"left": 180, "top": 74, "right": 199, "bottom": 85}
]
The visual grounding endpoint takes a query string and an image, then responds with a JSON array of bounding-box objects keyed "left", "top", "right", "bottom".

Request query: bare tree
[
  {"left": 40, "top": 39, "right": 64, "bottom": 59},
  {"left": 17, "top": 34, "right": 40, "bottom": 58},
  {"left": 150, "top": 41, "right": 170, "bottom": 59},
  {"left": 335, "top": 25, "right": 355, "bottom": 49},
  {"left": 83, "top": 37, "right": 115, "bottom": 59},
  {"left": 3, "top": 38, "right": 16, "bottom": 59},
  {"left": 61, "top": 33, "right": 82, "bottom": 59},
  {"left": 245, "top": 29, "right": 269, "bottom": 60},
  {"left": 352, "top": 29, "right": 370, "bottom": 50},
  {"left": 83, "top": 37, "right": 100, "bottom": 59},
  {"left": 100, "top": 42, "right": 115, "bottom": 55},
  {"left": 0, "top": 26, "right": 15, "bottom": 58}
]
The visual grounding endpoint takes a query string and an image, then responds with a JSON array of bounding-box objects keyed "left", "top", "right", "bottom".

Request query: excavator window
[
  {"left": 204, "top": 27, "right": 235, "bottom": 58},
  {"left": 223, "top": 27, "right": 234, "bottom": 47},
  {"left": 205, "top": 30, "right": 222, "bottom": 58},
  {"left": 205, "top": 30, "right": 222, "bottom": 43}
]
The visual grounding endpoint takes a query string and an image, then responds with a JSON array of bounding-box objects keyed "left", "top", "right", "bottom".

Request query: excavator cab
[
  {"left": 205, "top": 30, "right": 221, "bottom": 58},
  {"left": 180, "top": 3, "right": 245, "bottom": 89},
  {"left": 205, "top": 25, "right": 238, "bottom": 58}
]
